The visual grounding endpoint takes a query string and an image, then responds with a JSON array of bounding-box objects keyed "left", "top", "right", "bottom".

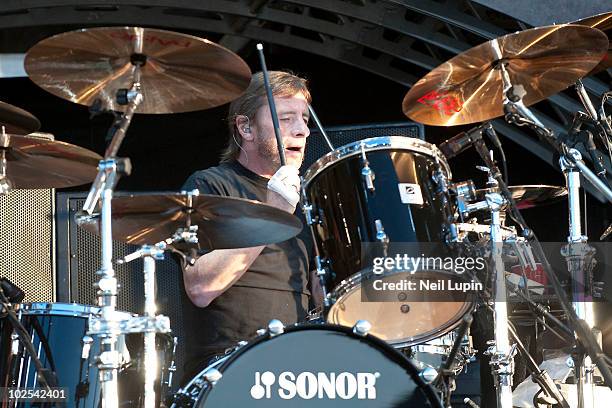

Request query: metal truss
[{"left": 0, "top": 0, "right": 608, "bottom": 198}]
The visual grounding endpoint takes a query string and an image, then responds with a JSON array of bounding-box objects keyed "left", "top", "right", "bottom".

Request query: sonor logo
[{"left": 250, "top": 371, "right": 379, "bottom": 400}]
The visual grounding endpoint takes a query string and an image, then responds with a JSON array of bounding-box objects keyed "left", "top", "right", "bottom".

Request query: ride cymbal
[
  {"left": 77, "top": 192, "right": 303, "bottom": 249},
  {"left": 0, "top": 133, "right": 101, "bottom": 189},
  {"left": 402, "top": 24, "right": 608, "bottom": 126},
  {"left": 572, "top": 12, "right": 612, "bottom": 76},
  {"left": 25, "top": 27, "right": 252, "bottom": 114}
]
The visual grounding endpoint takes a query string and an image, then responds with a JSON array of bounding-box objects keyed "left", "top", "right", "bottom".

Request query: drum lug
[
  {"left": 302, "top": 202, "right": 317, "bottom": 225},
  {"left": 360, "top": 143, "right": 376, "bottom": 192},
  {"left": 81, "top": 335, "right": 94, "bottom": 359},
  {"left": 375, "top": 220, "right": 389, "bottom": 251},
  {"left": 432, "top": 169, "right": 449, "bottom": 193},
  {"left": 315, "top": 256, "right": 330, "bottom": 278},
  {"left": 267, "top": 319, "right": 284, "bottom": 336},
  {"left": 202, "top": 367, "right": 222, "bottom": 386},
  {"left": 352, "top": 320, "right": 372, "bottom": 337},
  {"left": 10, "top": 332, "right": 19, "bottom": 355}
]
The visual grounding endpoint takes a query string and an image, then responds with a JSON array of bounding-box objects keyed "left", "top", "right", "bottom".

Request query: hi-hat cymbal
[
  {"left": 402, "top": 24, "right": 608, "bottom": 126},
  {"left": 475, "top": 185, "right": 567, "bottom": 209},
  {"left": 0, "top": 101, "right": 40, "bottom": 135},
  {"left": 572, "top": 12, "right": 612, "bottom": 75},
  {"left": 0, "top": 133, "right": 101, "bottom": 189},
  {"left": 24, "top": 27, "right": 252, "bottom": 114},
  {"left": 77, "top": 192, "right": 302, "bottom": 249}
]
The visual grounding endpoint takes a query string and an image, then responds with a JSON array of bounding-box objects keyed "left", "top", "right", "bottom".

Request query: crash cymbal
[
  {"left": 475, "top": 185, "right": 567, "bottom": 210},
  {"left": 24, "top": 27, "right": 252, "bottom": 114},
  {"left": 402, "top": 24, "right": 608, "bottom": 126},
  {"left": 0, "top": 132, "right": 101, "bottom": 189},
  {"left": 0, "top": 101, "right": 40, "bottom": 135},
  {"left": 572, "top": 12, "right": 612, "bottom": 75},
  {"left": 77, "top": 192, "right": 302, "bottom": 249}
]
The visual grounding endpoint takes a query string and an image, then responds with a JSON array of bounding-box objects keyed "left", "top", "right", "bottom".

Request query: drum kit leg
[{"left": 0, "top": 13, "right": 611, "bottom": 408}]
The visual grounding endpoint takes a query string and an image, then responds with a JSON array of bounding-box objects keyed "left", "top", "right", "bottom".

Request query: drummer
[{"left": 179, "top": 70, "right": 315, "bottom": 382}]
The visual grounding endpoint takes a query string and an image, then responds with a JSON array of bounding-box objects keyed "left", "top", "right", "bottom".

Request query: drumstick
[{"left": 256, "top": 43, "right": 286, "bottom": 166}]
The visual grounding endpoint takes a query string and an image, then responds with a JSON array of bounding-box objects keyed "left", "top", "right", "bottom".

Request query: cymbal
[
  {"left": 77, "top": 192, "right": 303, "bottom": 249},
  {"left": 0, "top": 101, "right": 40, "bottom": 135},
  {"left": 24, "top": 27, "right": 252, "bottom": 114},
  {"left": 475, "top": 185, "right": 567, "bottom": 210},
  {"left": 572, "top": 12, "right": 612, "bottom": 75},
  {"left": 402, "top": 24, "right": 608, "bottom": 126},
  {"left": 0, "top": 133, "right": 102, "bottom": 189}
]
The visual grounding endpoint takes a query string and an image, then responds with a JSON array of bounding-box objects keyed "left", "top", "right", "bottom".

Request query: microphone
[
  {"left": 438, "top": 125, "right": 485, "bottom": 159},
  {"left": 484, "top": 122, "right": 502, "bottom": 152},
  {"left": 0, "top": 277, "right": 25, "bottom": 303}
]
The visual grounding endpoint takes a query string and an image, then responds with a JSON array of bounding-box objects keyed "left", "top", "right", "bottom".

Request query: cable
[{"left": 0, "top": 289, "right": 55, "bottom": 389}]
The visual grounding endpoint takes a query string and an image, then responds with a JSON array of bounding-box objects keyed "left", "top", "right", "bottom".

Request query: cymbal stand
[
  {"left": 457, "top": 158, "right": 515, "bottom": 408},
  {"left": 498, "top": 61, "right": 612, "bottom": 408},
  {"left": 117, "top": 227, "right": 198, "bottom": 408},
  {"left": 486, "top": 190, "right": 516, "bottom": 408},
  {"left": 81, "top": 33, "right": 145, "bottom": 408}
]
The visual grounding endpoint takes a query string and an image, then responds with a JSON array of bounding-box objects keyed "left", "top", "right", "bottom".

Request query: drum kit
[{"left": 0, "top": 12, "right": 610, "bottom": 408}]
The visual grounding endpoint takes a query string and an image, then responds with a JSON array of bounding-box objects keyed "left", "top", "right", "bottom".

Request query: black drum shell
[
  {"left": 304, "top": 140, "right": 454, "bottom": 290},
  {"left": 190, "top": 324, "right": 442, "bottom": 408}
]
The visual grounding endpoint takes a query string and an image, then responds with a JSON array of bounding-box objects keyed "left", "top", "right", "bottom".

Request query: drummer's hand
[{"left": 267, "top": 165, "right": 300, "bottom": 213}]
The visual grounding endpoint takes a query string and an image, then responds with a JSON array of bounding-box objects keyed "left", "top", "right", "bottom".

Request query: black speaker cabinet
[{"left": 0, "top": 189, "right": 55, "bottom": 302}]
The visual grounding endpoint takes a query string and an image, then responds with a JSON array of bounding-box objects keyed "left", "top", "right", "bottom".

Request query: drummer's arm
[
  {"left": 183, "top": 246, "right": 265, "bottom": 308},
  {"left": 184, "top": 189, "right": 296, "bottom": 308}
]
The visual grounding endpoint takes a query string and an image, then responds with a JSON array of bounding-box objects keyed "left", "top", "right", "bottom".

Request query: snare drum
[
  {"left": 0, "top": 303, "right": 174, "bottom": 407},
  {"left": 303, "top": 137, "right": 475, "bottom": 347},
  {"left": 171, "top": 323, "right": 442, "bottom": 407}
]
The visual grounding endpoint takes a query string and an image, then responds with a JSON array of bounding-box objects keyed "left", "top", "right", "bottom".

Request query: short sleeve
[{"left": 182, "top": 171, "right": 226, "bottom": 196}]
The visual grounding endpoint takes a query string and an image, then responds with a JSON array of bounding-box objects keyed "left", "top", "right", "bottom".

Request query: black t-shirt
[{"left": 180, "top": 161, "right": 313, "bottom": 381}]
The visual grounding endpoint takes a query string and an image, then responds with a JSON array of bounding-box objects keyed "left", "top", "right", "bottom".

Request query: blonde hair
[{"left": 220, "top": 71, "right": 311, "bottom": 163}]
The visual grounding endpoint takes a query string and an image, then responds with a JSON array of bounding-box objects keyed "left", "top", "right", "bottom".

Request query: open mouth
[{"left": 285, "top": 146, "right": 302, "bottom": 153}]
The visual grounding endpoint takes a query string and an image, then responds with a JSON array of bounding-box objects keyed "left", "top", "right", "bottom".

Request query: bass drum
[
  {"left": 172, "top": 323, "right": 442, "bottom": 408},
  {"left": 0, "top": 303, "right": 174, "bottom": 407}
]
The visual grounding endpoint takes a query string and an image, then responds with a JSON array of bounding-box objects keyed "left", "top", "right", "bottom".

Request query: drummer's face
[{"left": 251, "top": 92, "right": 310, "bottom": 172}]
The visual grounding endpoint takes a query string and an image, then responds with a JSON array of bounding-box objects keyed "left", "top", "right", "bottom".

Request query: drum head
[
  {"left": 196, "top": 325, "right": 440, "bottom": 407},
  {"left": 328, "top": 270, "right": 474, "bottom": 347}
]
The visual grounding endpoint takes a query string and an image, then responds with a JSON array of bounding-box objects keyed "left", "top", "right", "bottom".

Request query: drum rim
[
  {"left": 303, "top": 136, "right": 451, "bottom": 187},
  {"left": 186, "top": 323, "right": 442, "bottom": 408},
  {"left": 326, "top": 269, "right": 476, "bottom": 348},
  {"left": 14, "top": 302, "right": 132, "bottom": 319}
]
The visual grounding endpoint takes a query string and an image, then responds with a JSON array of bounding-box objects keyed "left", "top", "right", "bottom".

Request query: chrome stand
[
  {"left": 575, "top": 80, "right": 599, "bottom": 121},
  {"left": 117, "top": 226, "right": 198, "bottom": 408},
  {"left": 498, "top": 60, "right": 612, "bottom": 408},
  {"left": 560, "top": 151, "right": 597, "bottom": 408},
  {"left": 457, "top": 170, "right": 516, "bottom": 408},
  {"left": 81, "top": 51, "right": 145, "bottom": 408},
  {"left": 486, "top": 192, "right": 515, "bottom": 408}
]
